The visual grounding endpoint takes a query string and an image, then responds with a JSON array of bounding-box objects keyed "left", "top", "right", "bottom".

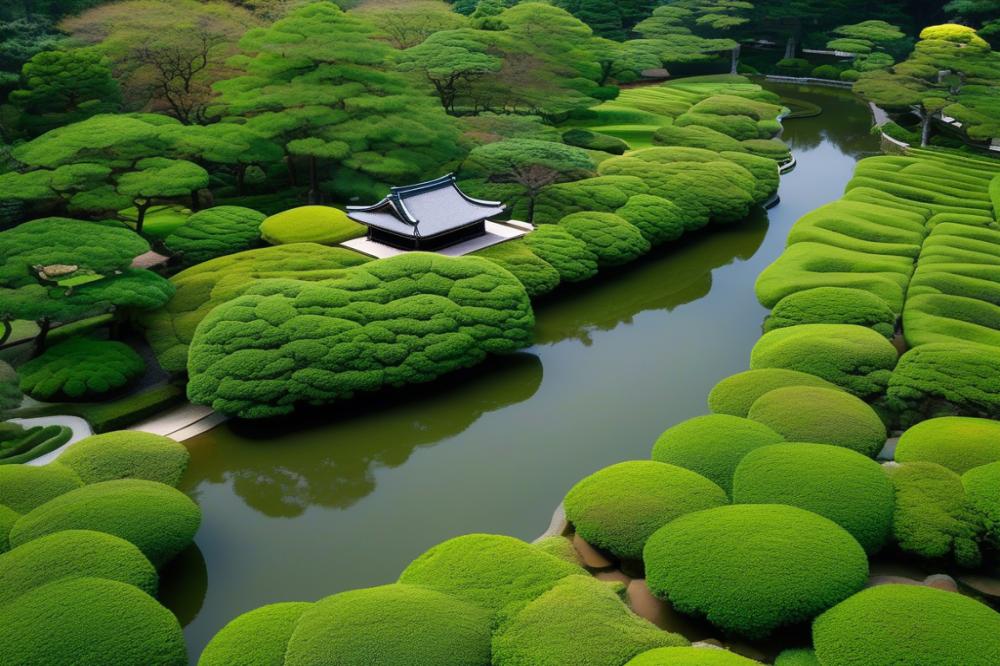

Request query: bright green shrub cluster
[
  {"left": 740, "top": 138, "right": 791, "bottom": 161},
  {"left": 886, "top": 342, "right": 1000, "bottom": 422},
  {"left": 57, "top": 431, "right": 190, "bottom": 486},
  {"left": 521, "top": 225, "right": 599, "bottom": 283},
  {"left": 0, "top": 423, "right": 72, "bottom": 465},
  {"left": 18, "top": 337, "right": 145, "bottom": 402},
  {"left": 0, "top": 361, "right": 21, "bottom": 413},
  {"left": 643, "top": 504, "right": 868, "bottom": 638},
  {"left": 689, "top": 94, "right": 782, "bottom": 122},
  {"left": 785, "top": 201, "right": 926, "bottom": 259},
  {"left": 163, "top": 205, "right": 265, "bottom": 265},
  {"left": 749, "top": 324, "right": 898, "bottom": 397},
  {"left": 532, "top": 176, "right": 649, "bottom": 225},
  {"left": 746, "top": 386, "right": 887, "bottom": 457},
  {"left": 653, "top": 123, "right": 745, "bottom": 153},
  {"left": 650, "top": 414, "right": 784, "bottom": 494},
  {"left": 533, "top": 536, "right": 581, "bottom": 566},
  {"left": 626, "top": 647, "right": 761, "bottom": 665},
  {"left": 614, "top": 194, "right": 688, "bottom": 245},
  {"left": 813, "top": 584, "right": 1000, "bottom": 666},
  {"left": 675, "top": 112, "right": 760, "bottom": 141},
  {"left": 720, "top": 151, "right": 779, "bottom": 204},
  {"left": 733, "top": 443, "right": 894, "bottom": 553},
  {"left": 562, "top": 128, "right": 629, "bottom": 154},
  {"left": 0, "top": 463, "right": 82, "bottom": 513},
  {"left": 773, "top": 649, "right": 821, "bottom": 666},
  {"left": 764, "top": 287, "right": 897, "bottom": 337},
  {"left": 200, "top": 602, "right": 312, "bottom": 666},
  {"left": 558, "top": 212, "right": 651, "bottom": 267},
  {"left": 895, "top": 416, "right": 1000, "bottom": 474},
  {"left": 563, "top": 460, "right": 727, "bottom": 560},
  {"left": 492, "top": 575, "right": 686, "bottom": 666},
  {"left": 707, "top": 368, "right": 840, "bottom": 418},
  {"left": 476, "top": 240, "right": 561, "bottom": 297},
  {"left": 963, "top": 461, "right": 1000, "bottom": 545},
  {"left": 259, "top": 205, "right": 365, "bottom": 245}
]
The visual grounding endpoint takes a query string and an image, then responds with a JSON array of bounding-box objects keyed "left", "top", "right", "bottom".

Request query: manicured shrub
[
  {"left": 259, "top": 205, "right": 365, "bottom": 245},
  {"left": 689, "top": 94, "right": 782, "bottom": 122},
  {"left": 397, "top": 533, "right": 581, "bottom": 612},
  {"left": 765, "top": 287, "right": 897, "bottom": 337},
  {"left": 0, "top": 360, "right": 21, "bottom": 413},
  {"left": 650, "top": 414, "right": 784, "bottom": 494},
  {"left": 773, "top": 649, "right": 820, "bottom": 666},
  {"left": 200, "top": 602, "right": 312, "bottom": 666},
  {"left": 522, "top": 225, "right": 599, "bottom": 283},
  {"left": 776, "top": 58, "right": 812, "bottom": 76},
  {"left": 564, "top": 460, "right": 727, "bottom": 560},
  {"left": 57, "top": 431, "right": 190, "bottom": 486},
  {"left": 0, "top": 576, "right": 186, "bottom": 665},
  {"left": 476, "top": 240, "right": 561, "bottom": 297},
  {"left": 492, "top": 575, "right": 686, "bottom": 666},
  {"left": 840, "top": 69, "right": 860, "bottom": 81},
  {"left": 533, "top": 536, "right": 581, "bottom": 565},
  {"left": 733, "top": 443, "right": 894, "bottom": 553},
  {"left": 532, "top": 176, "right": 649, "bottom": 225},
  {"left": 963, "top": 461, "right": 1000, "bottom": 545},
  {"left": 163, "top": 206, "right": 265, "bottom": 265},
  {"left": 903, "top": 293, "right": 1000, "bottom": 349},
  {"left": 895, "top": 416, "right": 1000, "bottom": 474},
  {"left": 811, "top": 64, "right": 841, "bottom": 80},
  {"left": 0, "top": 423, "right": 72, "bottom": 465},
  {"left": 812, "top": 584, "right": 1000, "bottom": 666},
  {"left": 0, "top": 462, "right": 82, "bottom": 513},
  {"left": 749, "top": 324, "right": 898, "bottom": 397},
  {"left": 707, "top": 368, "right": 840, "bottom": 418},
  {"left": 562, "top": 128, "right": 629, "bottom": 154},
  {"left": 741, "top": 138, "right": 791, "bottom": 161},
  {"left": 626, "top": 647, "right": 761, "bottom": 665},
  {"left": 284, "top": 583, "right": 492, "bottom": 665},
  {"left": 786, "top": 200, "right": 926, "bottom": 258},
  {"left": 614, "top": 194, "right": 688, "bottom": 245},
  {"left": 643, "top": 504, "right": 868, "bottom": 638},
  {"left": 653, "top": 123, "right": 745, "bottom": 153},
  {"left": 746, "top": 386, "right": 887, "bottom": 457},
  {"left": 18, "top": 337, "right": 145, "bottom": 402},
  {"left": 675, "top": 112, "right": 759, "bottom": 141},
  {"left": 187, "top": 253, "right": 534, "bottom": 418},
  {"left": 0, "top": 529, "right": 157, "bottom": 605},
  {"left": 720, "top": 151, "right": 779, "bottom": 204},
  {"left": 0, "top": 504, "right": 17, "bottom": 552},
  {"left": 9, "top": 479, "right": 201, "bottom": 567},
  {"left": 558, "top": 212, "right": 651, "bottom": 267}
]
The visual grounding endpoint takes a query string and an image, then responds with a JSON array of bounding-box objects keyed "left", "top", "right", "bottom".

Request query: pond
[{"left": 162, "top": 82, "right": 881, "bottom": 662}]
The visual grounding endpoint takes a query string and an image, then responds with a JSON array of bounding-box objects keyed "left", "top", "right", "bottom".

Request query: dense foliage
[{"left": 18, "top": 337, "right": 145, "bottom": 401}]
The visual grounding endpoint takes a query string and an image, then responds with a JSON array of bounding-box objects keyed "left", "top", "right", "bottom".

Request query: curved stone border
[{"left": 765, "top": 74, "right": 854, "bottom": 89}]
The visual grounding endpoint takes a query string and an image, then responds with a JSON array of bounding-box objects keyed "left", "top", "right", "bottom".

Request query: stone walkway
[{"left": 129, "top": 402, "right": 227, "bottom": 442}]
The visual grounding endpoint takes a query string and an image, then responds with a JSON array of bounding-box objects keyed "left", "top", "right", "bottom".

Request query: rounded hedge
[
  {"left": 522, "top": 225, "right": 599, "bottom": 283},
  {"left": 259, "top": 205, "right": 365, "bottom": 245},
  {"left": 284, "top": 583, "right": 492, "bottom": 665},
  {"left": 58, "top": 431, "right": 191, "bottom": 487},
  {"left": 558, "top": 211, "right": 651, "bottom": 267},
  {"left": 732, "top": 443, "right": 895, "bottom": 553},
  {"left": 895, "top": 416, "right": 1000, "bottom": 474},
  {"left": 707, "top": 368, "right": 840, "bottom": 418},
  {"left": 163, "top": 205, "right": 265, "bottom": 265},
  {"left": 0, "top": 503, "right": 17, "bottom": 552},
  {"left": 9, "top": 479, "right": 201, "bottom": 567},
  {"left": 200, "top": 602, "right": 311, "bottom": 666},
  {"left": 963, "top": 461, "right": 1000, "bottom": 544},
  {"left": 0, "top": 529, "right": 157, "bottom": 605},
  {"left": 643, "top": 504, "right": 868, "bottom": 638},
  {"left": 564, "top": 460, "right": 727, "bottom": 560},
  {"left": 614, "top": 194, "right": 688, "bottom": 245},
  {"left": 774, "top": 649, "right": 820, "bottom": 666},
  {"left": 747, "top": 386, "right": 887, "bottom": 458},
  {"left": 650, "top": 414, "right": 784, "bottom": 495},
  {"left": 813, "top": 584, "right": 1000, "bottom": 666},
  {"left": 18, "top": 337, "right": 145, "bottom": 402},
  {"left": 765, "top": 287, "right": 897, "bottom": 338},
  {"left": 476, "top": 239, "right": 561, "bottom": 297},
  {"left": 492, "top": 575, "right": 686, "bottom": 666},
  {"left": 0, "top": 462, "right": 82, "bottom": 514},
  {"left": 625, "top": 647, "right": 762, "bottom": 665},
  {"left": 0, "top": 423, "right": 72, "bottom": 465}
]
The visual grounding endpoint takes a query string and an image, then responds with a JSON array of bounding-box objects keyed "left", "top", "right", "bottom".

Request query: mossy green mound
[
  {"left": 747, "top": 386, "right": 887, "bottom": 458},
  {"left": 558, "top": 211, "right": 651, "bottom": 267},
  {"left": 533, "top": 536, "right": 582, "bottom": 566},
  {"left": 522, "top": 225, "right": 599, "bottom": 283},
  {"left": 765, "top": 287, "right": 897, "bottom": 338},
  {"left": 707, "top": 368, "right": 840, "bottom": 418},
  {"left": 0, "top": 529, "right": 157, "bottom": 605},
  {"left": 0, "top": 503, "right": 18, "bottom": 552},
  {"left": 643, "top": 504, "right": 868, "bottom": 638},
  {"left": 564, "top": 460, "right": 727, "bottom": 560},
  {"left": 733, "top": 443, "right": 894, "bottom": 553},
  {"left": 58, "top": 431, "right": 190, "bottom": 486},
  {"left": 614, "top": 194, "right": 687, "bottom": 245},
  {"left": 260, "top": 205, "right": 365, "bottom": 245},
  {"left": 476, "top": 240, "right": 561, "bottom": 297},
  {"left": 200, "top": 602, "right": 312, "bottom": 666},
  {"left": 283, "top": 583, "right": 492, "bottom": 666},
  {"left": 18, "top": 337, "right": 145, "bottom": 402},
  {"left": 0, "top": 576, "right": 186, "bottom": 665},
  {"left": 492, "top": 575, "right": 686, "bottom": 666},
  {"left": 813, "top": 584, "right": 1000, "bottom": 666},
  {"left": 650, "top": 414, "right": 784, "bottom": 495},
  {"left": 398, "top": 533, "right": 581, "bottom": 613},
  {"left": 0, "top": 423, "right": 72, "bottom": 465},
  {"left": 0, "top": 462, "right": 82, "bottom": 513},
  {"left": 163, "top": 205, "right": 265, "bottom": 265},
  {"left": 963, "top": 461, "right": 1000, "bottom": 545},
  {"left": 626, "top": 646, "right": 762, "bottom": 665},
  {"left": 773, "top": 648, "right": 820, "bottom": 666},
  {"left": 532, "top": 176, "right": 648, "bottom": 225},
  {"left": 9, "top": 479, "right": 201, "bottom": 567},
  {"left": 895, "top": 417, "right": 1000, "bottom": 474}
]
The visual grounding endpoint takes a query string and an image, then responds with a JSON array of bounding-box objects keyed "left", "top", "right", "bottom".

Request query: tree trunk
[
  {"left": 236, "top": 164, "right": 247, "bottom": 195},
  {"left": 730, "top": 45, "right": 741, "bottom": 75},
  {"left": 285, "top": 155, "right": 298, "bottom": 187},
  {"left": 0, "top": 320, "right": 11, "bottom": 347},
  {"left": 784, "top": 36, "right": 796, "bottom": 60},
  {"left": 308, "top": 156, "right": 320, "bottom": 204},
  {"left": 34, "top": 318, "right": 51, "bottom": 355},
  {"left": 526, "top": 192, "right": 536, "bottom": 224},
  {"left": 135, "top": 201, "right": 150, "bottom": 235},
  {"left": 920, "top": 113, "right": 932, "bottom": 147}
]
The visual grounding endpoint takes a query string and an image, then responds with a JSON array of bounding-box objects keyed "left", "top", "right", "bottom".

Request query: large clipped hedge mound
[
  {"left": 57, "top": 431, "right": 190, "bottom": 486},
  {"left": 963, "top": 461, "right": 1000, "bottom": 545},
  {"left": 0, "top": 462, "right": 82, "bottom": 514},
  {"left": 887, "top": 342, "right": 1000, "bottom": 423},
  {"left": 0, "top": 423, "right": 72, "bottom": 465},
  {"left": 707, "top": 368, "right": 840, "bottom": 418},
  {"left": 626, "top": 647, "right": 762, "bottom": 665},
  {"left": 747, "top": 386, "right": 887, "bottom": 457},
  {"left": 773, "top": 649, "right": 821, "bottom": 666},
  {"left": 643, "top": 504, "right": 868, "bottom": 638},
  {"left": 0, "top": 529, "right": 157, "bottom": 605},
  {"left": 532, "top": 176, "right": 648, "bottom": 225},
  {"left": 163, "top": 205, "right": 265, "bottom": 265},
  {"left": 476, "top": 240, "right": 561, "bottom": 297},
  {"left": 397, "top": 534, "right": 581, "bottom": 613},
  {"left": 614, "top": 194, "right": 688, "bottom": 245},
  {"left": 187, "top": 253, "right": 534, "bottom": 418},
  {"left": 813, "top": 585, "right": 1000, "bottom": 666},
  {"left": 492, "top": 575, "right": 686, "bottom": 666},
  {"left": 259, "top": 205, "right": 365, "bottom": 245},
  {"left": 0, "top": 504, "right": 16, "bottom": 552},
  {"left": 558, "top": 211, "right": 651, "bottom": 267},
  {"left": 650, "top": 414, "right": 784, "bottom": 495},
  {"left": 521, "top": 224, "right": 599, "bottom": 283},
  {"left": 563, "top": 460, "right": 727, "bottom": 560},
  {"left": 0, "top": 360, "right": 21, "bottom": 412},
  {"left": 885, "top": 461, "right": 982, "bottom": 567},
  {"left": 732, "top": 443, "right": 895, "bottom": 553},
  {"left": 895, "top": 416, "right": 1000, "bottom": 474},
  {"left": 283, "top": 584, "right": 492, "bottom": 666},
  {"left": 764, "top": 287, "right": 897, "bottom": 338},
  {"left": 749, "top": 324, "right": 898, "bottom": 397},
  {"left": 0, "top": 576, "right": 186, "bottom": 665},
  {"left": 9, "top": 479, "right": 201, "bottom": 567},
  {"left": 18, "top": 337, "right": 145, "bottom": 402},
  {"left": 199, "top": 602, "right": 312, "bottom": 666}
]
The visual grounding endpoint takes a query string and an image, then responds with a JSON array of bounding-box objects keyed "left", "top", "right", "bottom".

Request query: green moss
[
  {"left": 765, "top": 288, "right": 897, "bottom": 338},
  {"left": 644, "top": 504, "right": 868, "bottom": 638},
  {"left": 0, "top": 576, "right": 186, "bottom": 665},
  {"left": 475, "top": 240, "right": 561, "bottom": 297},
  {"left": 733, "top": 443, "right": 895, "bottom": 553},
  {"left": 650, "top": 414, "right": 784, "bottom": 495},
  {"left": 397, "top": 533, "right": 581, "bottom": 613},
  {"left": 963, "top": 461, "right": 1000, "bottom": 545},
  {"left": 18, "top": 337, "right": 145, "bottom": 402},
  {"left": 259, "top": 205, "right": 365, "bottom": 245},
  {"left": 492, "top": 575, "right": 686, "bottom": 666},
  {"left": 533, "top": 176, "right": 649, "bottom": 225},
  {"left": 773, "top": 648, "right": 821, "bottom": 666},
  {"left": 813, "top": 584, "right": 1000, "bottom": 666},
  {"left": 0, "top": 503, "right": 18, "bottom": 552},
  {"left": 522, "top": 225, "right": 599, "bottom": 283},
  {"left": 564, "top": 460, "right": 727, "bottom": 560},
  {"left": 200, "top": 602, "right": 312, "bottom": 666},
  {"left": 562, "top": 128, "right": 629, "bottom": 154},
  {"left": 895, "top": 417, "right": 1000, "bottom": 474},
  {"left": 163, "top": 205, "right": 265, "bottom": 265},
  {"left": 614, "top": 194, "right": 688, "bottom": 245},
  {"left": 626, "top": 646, "right": 762, "bottom": 665},
  {"left": 707, "top": 368, "right": 840, "bottom": 418},
  {"left": 57, "top": 431, "right": 190, "bottom": 486},
  {"left": 746, "top": 386, "right": 887, "bottom": 458},
  {"left": 0, "top": 463, "right": 82, "bottom": 514},
  {"left": 533, "top": 536, "right": 582, "bottom": 566},
  {"left": 558, "top": 211, "right": 651, "bottom": 267},
  {"left": 749, "top": 324, "right": 898, "bottom": 398},
  {"left": 0, "top": 424, "right": 72, "bottom": 465},
  {"left": 9, "top": 479, "right": 201, "bottom": 567}
]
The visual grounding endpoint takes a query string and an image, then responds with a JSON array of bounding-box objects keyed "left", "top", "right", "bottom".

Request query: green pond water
[{"left": 161, "top": 83, "right": 881, "bottom": 662}]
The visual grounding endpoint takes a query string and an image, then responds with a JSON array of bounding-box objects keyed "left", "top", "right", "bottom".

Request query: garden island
[{"left": 1, "top": 0, "right": 999, "bottom": 664}]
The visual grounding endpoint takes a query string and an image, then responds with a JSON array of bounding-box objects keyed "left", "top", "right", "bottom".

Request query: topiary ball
[
  {"left": 259, "top": 205, "right": 365, "bottom": 245},
  {"left": 650, "top": 414, "right": 784, "bottom": 495},
  {"left": 747, "top": 386, "right": 887, "bottom": 458},
  {"left": 564, "top": 460, "right": 727, "bottom": 561},
  {"left": 558, "top": 211, "right": 651, "bottom": 267},
  {"left": 732, "top": 443, "right": 895, "bottom": 553},
  {"left": 643, "top": 504, "right": 868, "bottom": 638},
  {"left": 764, "top": 287, "right": 896, "bottom": 338},
  {"left": 625, "top": 646, "right": 762, "bottom": 665},
  {"left": 58, "top": 431, "right": 190, "bottom": 487},
  {"left": 284, "top": 583, "right": 491, "bottom": 665},
  {"left": 200, "top": 602, "right": 311, "bottom": 666},
  {"left": 813, "top": 584, "right": 1000, "bottom": 666},
  {"left": 895, "top": 416, "right": 1000, "bottom": 474},
  {"left": 707, "top": 368, "right": 840, "bottom": 418},
  {"left": 0, "top": 462, "right": 82, "bottom": 514},
  {"left": 963, "top": 461, "right": 1000, "bottom": 544}
]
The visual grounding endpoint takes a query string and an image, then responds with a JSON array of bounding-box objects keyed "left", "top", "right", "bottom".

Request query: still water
[{"left": 163, "top": 83, "right": 880, "bottom": 661}]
